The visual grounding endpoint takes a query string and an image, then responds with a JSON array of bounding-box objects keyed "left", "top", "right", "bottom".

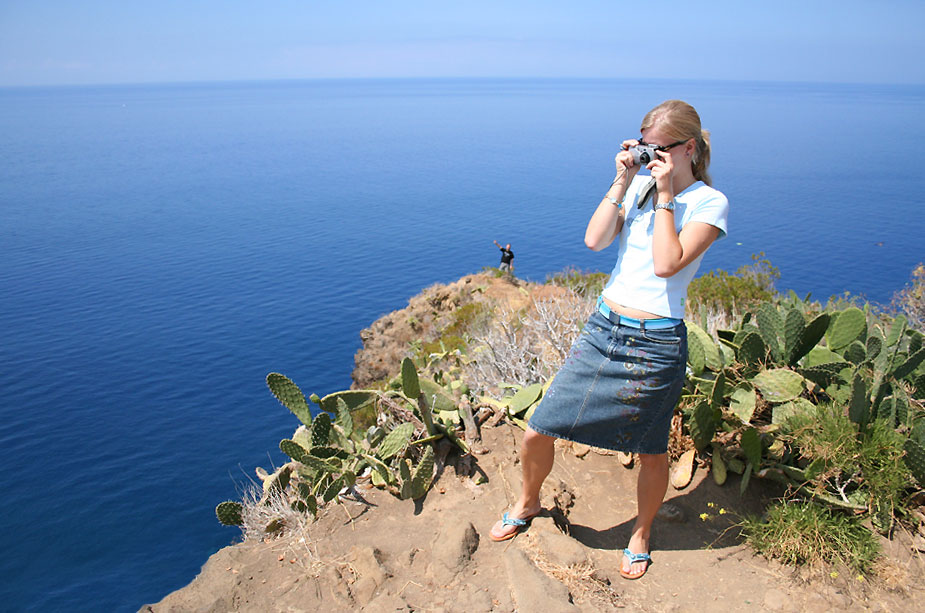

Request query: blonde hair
[{"left": 640, "top": 100, "right": 712, "bottom": 186}]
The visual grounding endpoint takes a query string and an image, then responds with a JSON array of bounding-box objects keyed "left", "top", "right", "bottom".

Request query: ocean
[{"left": 1, "top": 78, "right": 923, "bottom": 611}]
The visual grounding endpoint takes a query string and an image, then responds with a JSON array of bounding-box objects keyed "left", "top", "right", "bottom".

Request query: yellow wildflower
[
  {"left": 699, "top": 513, "right": 709, "bottom": 521},
  {"left": 830, "top": 571, "right": 839, "bottom": 579},
  {"left": 719, "top": 508, "right": 727, "bottom": 515}
]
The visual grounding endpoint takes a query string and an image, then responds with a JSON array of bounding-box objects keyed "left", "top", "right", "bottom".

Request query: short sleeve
[{"left": 685, "top": 192, "right": 729, "bottom": 240}]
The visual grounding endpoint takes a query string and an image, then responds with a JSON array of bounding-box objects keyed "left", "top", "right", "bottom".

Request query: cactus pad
[
  {"left": 844, "top": 340, "right": 868, "bottom": 365},
  {"left": 687, "top": 329, "right": 706, "bottom": 375},
  {"left": 279, "top": 439, "right": 308, "bottom": 462},
  {"left": 788, "top": 313, "right": 830, "bottom": 366},
  {"left": 686, "top": 321, "right": 722, "bottom": 371},
  {"left": 738, "top": 332, "right": 767, "bottom": 368},
  {"left": 267, "top": 372, "right": 313, "bottom": 426},
  {"left": 401, "top": 357, "right": 421, "bottom": 399},
  {"left": 903, "top": 438, "right": 925, "bottom": 488},
  {"left": 506, "top": 383, "right": 544, "bottom": 417},
  {"left": 334, "top": 397, "right": 354, "bottom": 439},
  {"left": 752, "top": 368, "right": 804, "bottom": 403},
  {"left": 689, "top": 400, "right": 717, "bottom": 452},
  {"left": 311, "top": 412, "right": 332, "bottom": 447},
  {"left": 712, "top": 447, "right": 727, "bottom": 486},
  {"left": 827, "top": 307, "right": 866, "bottom": 350},
  {"left": 848, "top": 373, "right": 869, "bottom": 427},
  {"left": 892, "top": 346, "right": 925, "bottom": 380},
  {"left": 729, "top": 386, "right": 757, "bottom": 423},
  {"left": 216, "top": 501, "right": 243, "bottom": 526},
  {"left": 756, "top": 303, "right": 783, "bottom": 361},
  {"left": 377, "top": 422, "right": 414, "bottom": 460},
  {"left": 740, "top": 427, "right": 762, "bottom": 469},
  {"left": 783, "top": 308, "right": 804, "bottom": 360}
]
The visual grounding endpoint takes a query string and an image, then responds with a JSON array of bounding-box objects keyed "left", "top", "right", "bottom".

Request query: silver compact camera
[{"left": 630, "top": 143, "right": 662, "bottom": 166}]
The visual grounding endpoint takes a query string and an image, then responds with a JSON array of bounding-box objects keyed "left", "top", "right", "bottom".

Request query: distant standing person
[{"left": 493, "top": 240, "right": 514, "bottom": 272}]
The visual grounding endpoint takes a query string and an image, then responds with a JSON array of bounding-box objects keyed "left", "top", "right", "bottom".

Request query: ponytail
[{"left": 693, "top": 128, "right": 712, "bottom": 186}]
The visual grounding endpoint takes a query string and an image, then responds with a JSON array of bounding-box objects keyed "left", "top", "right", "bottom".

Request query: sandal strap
[
  {"left": 623, "top": 548, "right": 651, "bottom": 563},
  {"left": 501, "top": 512, "right": 528, "bottom": 527}
]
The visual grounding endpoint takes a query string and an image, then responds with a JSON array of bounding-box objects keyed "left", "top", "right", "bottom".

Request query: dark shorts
[{"left": 527, "top": 310, "right": 687, "bottom": 455}]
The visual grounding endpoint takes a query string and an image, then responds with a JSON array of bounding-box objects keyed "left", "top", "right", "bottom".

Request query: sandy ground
[{"left": 144, "top": 423, "right": 924, "bottom": 612}]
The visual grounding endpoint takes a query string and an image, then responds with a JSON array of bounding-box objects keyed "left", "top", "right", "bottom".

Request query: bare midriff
[{"left": 601, "top": 296, "right": 666, "bottom": 320}]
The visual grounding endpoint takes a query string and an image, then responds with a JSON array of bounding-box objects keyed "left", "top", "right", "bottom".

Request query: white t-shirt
[{"left": 600, "top": 174, "right": 729, "bottom": 319}]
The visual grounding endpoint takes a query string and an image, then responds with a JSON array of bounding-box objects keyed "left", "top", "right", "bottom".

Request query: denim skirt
[{"left": 528, "top": 310, "right": 688, "bottom": 455}]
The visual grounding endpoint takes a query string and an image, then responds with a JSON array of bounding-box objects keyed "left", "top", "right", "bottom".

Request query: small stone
[
  {"left": 573, "top": 443, "right": 591, "bottom": 457},
  {"left": 617, "top": 452, "right": 634, "bottom": 467}
]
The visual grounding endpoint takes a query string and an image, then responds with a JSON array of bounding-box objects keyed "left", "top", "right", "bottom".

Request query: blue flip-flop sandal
[
  {"left": 490, "top": 511, "right": 537, "bottom": 542},
  {"left": 620, "top": 548, "right": 652, "bottom": 580}
]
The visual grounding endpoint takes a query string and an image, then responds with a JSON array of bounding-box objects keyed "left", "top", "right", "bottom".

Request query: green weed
[{"left": 741, "top": 500, "right": 879, "bottom": 574}]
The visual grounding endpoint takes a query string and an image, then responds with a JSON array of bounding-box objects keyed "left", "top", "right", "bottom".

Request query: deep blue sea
[{"left": 1, "top": 78, "right": 923, "bottom": 611}]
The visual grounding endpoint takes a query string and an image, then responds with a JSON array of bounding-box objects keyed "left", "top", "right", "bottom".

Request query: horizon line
[{"left": 2, "top": 75, "right": 923, "bottom": 91}]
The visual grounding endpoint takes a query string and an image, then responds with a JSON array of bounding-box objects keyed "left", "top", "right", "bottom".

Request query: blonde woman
[{"left": 489, "top": 100, "right": 729, "bottom": 580}]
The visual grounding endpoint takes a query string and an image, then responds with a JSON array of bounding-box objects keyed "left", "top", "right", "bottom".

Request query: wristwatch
[
  {"left": 607, "top": 195, "right": 623, "bottom": 209},
  {"left": 654, "top": 199, "right": 675, "bottom": 212}
]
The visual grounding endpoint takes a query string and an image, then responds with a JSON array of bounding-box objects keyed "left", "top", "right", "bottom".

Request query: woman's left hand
[{"left": 647, "top": 150, "right": 674, "bottom": 203}]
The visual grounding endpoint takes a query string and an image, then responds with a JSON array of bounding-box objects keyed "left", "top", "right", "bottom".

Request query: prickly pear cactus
[
  {"left": 689, "top": 400, "right": 717, "bottom": 452},
  {"left": 279, "top": 439, "right": 308, "bottom": 462},
  {"left": 738, "top": 332, "right": 766, "bottom": 370},
  {"left": 783, "top": 308, "right": 804, "bottom": 361},
  {"left": 844, "top": 340, "right": 868, "bottom": 365},
  {"left": 376, "top": 422, "right": 414, "bottom": 460},
  {"left": 740, "top": 427, "right": 762, "bottom": 469},
  {"left": 401, "top": 357, "right": 421, "bottom": 398},
  {"left": 788, "top": 313, "right": 830, "bottom": 366},
  {"left": 752, "top": 368, "right": 804, "bottom": 403},
  {"left": 827, "top": 308, "right": 866, "bottom": 351},
  {"left": 848, "top": 373, "right": 870, "bottom": 427},
  {"left": 216, "top": 501, "right": 243, "bottom": 526},
  {"left": 410, "top": 445, "right": 435, "bottom": 499},
  {"left": 686, "top": 321, "right": 722, "bottom": 371},
  {"left": 267, "top": 372, "right": 313, "bottom": 426},
  {"left": 756, "top": 303, "right": 783, "bottom": 361},
  {"left": 311, "top": 412, "right": 332, "bottom": 447},
  {"left": 506, "top": 383, "right": 544, "bottom": 416},
  {"left": 904, "top": 438, "right": 925, "bottom": 488}
]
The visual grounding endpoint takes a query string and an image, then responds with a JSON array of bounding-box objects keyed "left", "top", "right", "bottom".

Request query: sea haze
[{"left": 1, "top": 78, "right": 923, "bottom": 610}]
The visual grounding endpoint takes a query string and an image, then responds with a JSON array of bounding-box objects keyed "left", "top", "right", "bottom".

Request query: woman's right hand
[{"left": 615, "top": 139, "right": 641, "bottom": 181}]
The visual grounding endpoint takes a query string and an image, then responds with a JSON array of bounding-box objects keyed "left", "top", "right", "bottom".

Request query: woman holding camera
[{"left": 489, "top": 100, "right": 728, "bottom": 580}]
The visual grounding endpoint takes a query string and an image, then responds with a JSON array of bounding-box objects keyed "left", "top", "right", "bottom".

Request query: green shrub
[
  {"left": 686, "top": 252, "right": 779, "bottom": 318},
  {"left": 545, "top": 267, "right": 608, "bottom": 298},
  {"left": 741, "top": 500, "right": 879, "bottom": 574}
]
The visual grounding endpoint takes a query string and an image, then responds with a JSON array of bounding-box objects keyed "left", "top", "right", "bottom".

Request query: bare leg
[
  {"left": 623, "top": 452, "right": 669, "bottom": 577},
  {"left": 490, "top": 426, "right": 555, "bottom": 540}
]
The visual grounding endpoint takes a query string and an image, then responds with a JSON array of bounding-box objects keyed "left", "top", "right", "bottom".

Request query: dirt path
[{"left": 145, "top": 424, "right": 922, "bottom": 612}]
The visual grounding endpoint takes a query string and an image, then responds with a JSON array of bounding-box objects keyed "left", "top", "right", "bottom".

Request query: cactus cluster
[
  {"left": 681, "top": 300, "right": 925, "bottom": 524},
  {"left": 217, "top": 355, "right": 482, "bottom": 529}
]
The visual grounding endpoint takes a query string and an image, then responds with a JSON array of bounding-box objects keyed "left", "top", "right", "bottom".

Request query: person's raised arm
[
  {"left": 648, "top": 149, "right": 720, "bottom": 277},
  {"left": 585, "top": 141, "right": 641, "bottom": 251}
]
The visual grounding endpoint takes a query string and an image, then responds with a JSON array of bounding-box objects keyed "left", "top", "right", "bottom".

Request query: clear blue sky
[{"left": 1, "top": 0, "right": 923, "bottom": 86}]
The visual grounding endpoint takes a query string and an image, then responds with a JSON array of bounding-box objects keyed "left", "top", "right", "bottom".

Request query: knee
[
  {"left": 637, "top": 452, "right": 669, "bottom": 469},
  {"left": 521, "top": 427, "right": 554, "bottom": 451}
]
